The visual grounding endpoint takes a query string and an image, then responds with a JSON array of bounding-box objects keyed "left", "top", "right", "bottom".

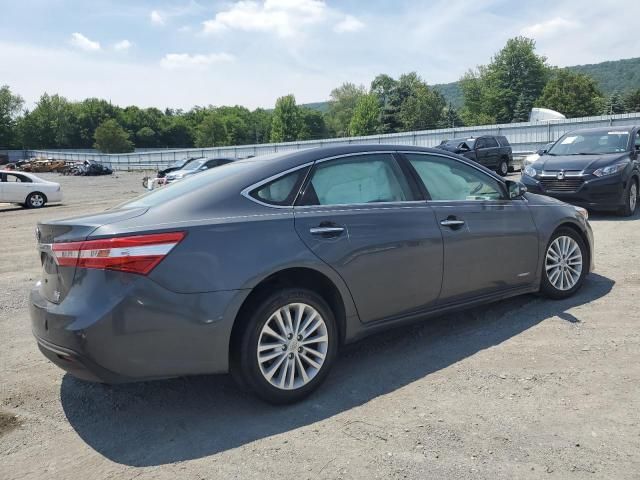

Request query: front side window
[
  {"left": 299, "top": 154, "right": 413, "bottom": 206},
  {"left": 475, "top": 138, "right": 487, "bottom": 149},
  {"left": 406, "top": 154, "right": 505, "bottom": 201}
]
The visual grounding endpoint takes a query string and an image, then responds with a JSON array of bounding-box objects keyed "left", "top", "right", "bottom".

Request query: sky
[{"left": 1, "top": 0, "right": 638, "bottom": 110}]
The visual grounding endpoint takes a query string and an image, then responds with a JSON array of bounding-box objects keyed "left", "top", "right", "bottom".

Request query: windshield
[
  {"left": 120, "top": 161, "right": 256, "bottom": 208},
  {"left": 548, "top": 131, "right": 630, "bottom": 155},
  {"left": 182, "top": 159, "right": 207, "bottom": 171},
  {"left": 443, "top": 138, "right": 474, "bottom": 149}
]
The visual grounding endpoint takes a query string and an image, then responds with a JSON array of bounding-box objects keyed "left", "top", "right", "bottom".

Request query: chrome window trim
[{"left": 397, "top": 150, "right": 509, "bottom": 202}]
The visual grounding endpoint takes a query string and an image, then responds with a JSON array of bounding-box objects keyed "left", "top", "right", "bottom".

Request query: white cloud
[
  {"left": 69, "top": 32, "right": 100, "bottom": 52},
  {"left": 113, "top": 40, "right": 132, "bottom": 51},
  {"left": 334, "top": 15, "right": 364, "bottom": 33},
  {"left": 150, "top": 10, "right": 165, "bottom": 26},
  {"left": 160, "top": 52, "right": 235, "bottom": 69},
  {"left": 521, "top": 17, "right": 579, "bottom": 38},
  {"left": 203, "top": 0, "right": 328, "bottom": 37}
]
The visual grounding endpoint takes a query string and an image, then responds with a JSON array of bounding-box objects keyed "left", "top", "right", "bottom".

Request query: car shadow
[{"left": 60, "top": 273, "right": 614, "bottom": 467}]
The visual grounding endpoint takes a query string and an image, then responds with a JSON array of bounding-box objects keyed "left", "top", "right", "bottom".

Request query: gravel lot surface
[{"left": 1, "top": 172, "right": 639, "bottom": 479}]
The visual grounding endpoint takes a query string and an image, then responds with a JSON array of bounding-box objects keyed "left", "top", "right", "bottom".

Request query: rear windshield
[
  {"left": 120, "top": 161, "right": 255, "bottom": 208},
  {"left": 548, "top": 130, "right": 630, "bottom": 155}
]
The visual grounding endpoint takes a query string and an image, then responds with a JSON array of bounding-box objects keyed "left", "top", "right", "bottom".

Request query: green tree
[
  {"left": 370, "top": 74, "right": 400, "bottom": 133},
  {"left": 160, "top": 116, "right": 194, "bottom": 148},
  {"left": 397, "top": 76, "right": 446, "bottom": 130},
  {"left": 94, "top": 119, "right": 134, "bottom": 153},
  {"left": 298, "top": 108, "right": 328, "bottom": 140},
  {"left": 195, "top": 112, "right": 227, "bottom": 147},
  {"left": 535, "top": 69, "right": 603, "bottom": 118},
  {"left": 249, "top": 108, "right": 272, "bottom": 144},
  {"left": 625, "top": 88, "right": 640, "bottom": 113},
  {"left": 349, "top": 94, "right": 381, "bottom": 136},
  {"left": 326, "top": 83, "right": 365, "bottom": 137},
  {"left": 461, "top": 37, "right": 550, "bottom": 124},
  {"left": 0, "top": 85, "right": 24, "bottom": 148},
  {"left": 135, "top": 127, "right": 157, "bottom": 148},
  {"left": 270, "top": 94, "right": 300, "bottom": 143},
  {"left": 74, "top": 98, "right": 118, "bottom": 147},
  {"left": 19, "top": 93, "right": 78, "bottom": 148},
  {"left": 438, "top": 102, "right": 464, "bottom": 128},
  {"left": 602, "top": 91, "right": 627, "bottom": 115}
]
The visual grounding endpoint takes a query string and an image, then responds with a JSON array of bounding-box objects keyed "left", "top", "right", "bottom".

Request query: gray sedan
[{"left": 30, "top": 145, "right": 593, "bottom": 403}]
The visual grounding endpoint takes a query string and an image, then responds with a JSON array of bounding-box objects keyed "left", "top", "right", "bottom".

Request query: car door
[
  {"left": 483, "top": 136, "right": 500, "bottom": 168},
  {"left": 293, "top": 152, "right": 443, "bottom": 324},
  {"left": 2, "top": 173, "right": 31, "bottom": 203},
  {"left": 401, "top": 151, "right": 539, "bottom": 304}
]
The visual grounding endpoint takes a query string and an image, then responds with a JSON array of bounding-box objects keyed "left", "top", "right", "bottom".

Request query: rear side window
[
  {"left": 299, "top": 154, "right": 414, "bottom": 206},
  {"left": 251, "top": 168, "right": 308, "bottom": 206},
  {"left": 497, "top": 136, "right": 510, "bottom": 147},
  {"left": 485, "top": 137, "right": 499, "bottom": 148}
]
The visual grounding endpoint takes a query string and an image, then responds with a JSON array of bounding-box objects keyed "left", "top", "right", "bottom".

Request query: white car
[{"left": 0, "top": 170, "right": 63, "bottom": 208}]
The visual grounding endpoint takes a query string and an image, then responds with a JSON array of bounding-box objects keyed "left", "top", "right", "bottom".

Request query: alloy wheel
[
  {"left": 545, "top": 235, "right": 583, "bottom": 291},
  {"left": 257, "top": 303, "right": 329, "bottom": 390},
  {"left": 30, "top": 194, "right": 44, "bottom": 207},
  {"left": 630, "top": 182, "right": 638, "bottom": 213}
]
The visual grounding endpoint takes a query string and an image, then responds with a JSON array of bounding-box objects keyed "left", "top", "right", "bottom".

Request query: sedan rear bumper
[{"left": 29, "top": 271, "right": 247, "bottom": 383}]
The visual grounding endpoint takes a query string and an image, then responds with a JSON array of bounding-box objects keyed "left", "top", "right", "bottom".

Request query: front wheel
[
  {"left": 25, "top": 192, "right": 46, "bottom": 209},
  {"left": 235, "top": 288, "right": 338, "bottom": 404},
  {"left": 540, "top": 228, "right": 587, "bottom": 299},
  {"left": 618, "top": 178, "right": 638, "bottom": 217}
]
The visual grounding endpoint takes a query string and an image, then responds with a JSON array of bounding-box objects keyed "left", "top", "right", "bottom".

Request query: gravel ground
[{"left": 1, "top": 172, "right": 639, "bottom": 480}]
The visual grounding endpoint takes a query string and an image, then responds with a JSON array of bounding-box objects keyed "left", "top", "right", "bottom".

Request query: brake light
[{"left": 52, "top": 232, "right": 185, "bottom": 275}]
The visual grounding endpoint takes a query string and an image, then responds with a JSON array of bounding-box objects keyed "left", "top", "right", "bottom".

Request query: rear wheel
[
  {"left": 25, "top": 192, "right": 46, "bottom": 209},
  {"left": 497, "top": 158, "right": 509, "bottom": 177},
  {"left": 540, "top": 228, "right": 587, "bottom": 299},
  {"left": 618, "top": 178, "right": 638, "bottom": 217},
  {"left": 235, "top": 288, "right": 337, "bottom": 404}
]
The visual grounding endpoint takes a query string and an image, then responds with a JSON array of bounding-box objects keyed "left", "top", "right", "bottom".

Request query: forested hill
[{"left": 303, "top": 57, "right": 640, "bottom": 111}]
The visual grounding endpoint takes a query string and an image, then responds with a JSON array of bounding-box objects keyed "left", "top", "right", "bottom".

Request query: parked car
[
  {"left": 164, "top": 157, "right": 235, "bottom": 183},
  {"left": 522, "top": 127, "right": 640, "bottom": 216},
  {"left": 157, "top": 157, "right": 204, "bottom": 179},
  {"left": 30, "top": 145, "right": 593, "bottom": 403},
  {"left": 0, "top": 170, "right": 63, "bottom": 208},
  {"left": 521, "top": 142, "right": 556, "bottom": 171},
  {"left": 437, "top": 135, "right": 513, "bottom": 176}
]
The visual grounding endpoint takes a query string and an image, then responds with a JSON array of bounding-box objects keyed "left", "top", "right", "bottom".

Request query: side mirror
[
  {"left": 537, "top": 149, "right": 548, "bottom": 155},
  {"left": 506, "top": 180, "right": 527, "bottom": 199}
]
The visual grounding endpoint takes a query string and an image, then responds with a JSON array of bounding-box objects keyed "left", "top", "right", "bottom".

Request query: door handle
[
  {"left": 309, "top": 226, "right": 345, "bottom": 236},
  {"left": 440, "top": 219, "right": 465, "bottom": 228}
]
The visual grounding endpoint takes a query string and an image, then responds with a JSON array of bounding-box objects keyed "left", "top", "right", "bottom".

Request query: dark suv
[
  {"left": 437, "top": 135, "right": 513, "bottom": 176},
  {"left": 521, "top": 126, "right": 640, "bottom": 216}
]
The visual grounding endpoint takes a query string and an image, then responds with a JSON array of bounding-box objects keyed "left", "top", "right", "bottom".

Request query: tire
[
  {"left": 617, "top": 177, "right": 638, "bottom": 217},
  {"left": 25, "top": 192, "right": 46, "bottom": 209},
  {"left": 540, "top": 227, "right": 588, "bottom": 300},
  {"left": 234, "top": 288, "right": 338, "bottom": 404},
  {"left": 496, "top": 158, "right": 509, "bottom": 177}
]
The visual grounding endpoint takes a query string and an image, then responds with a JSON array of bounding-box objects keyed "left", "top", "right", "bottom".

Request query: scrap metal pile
[{"left": 10, "top": 158, "right": 113, "bottom": 176}]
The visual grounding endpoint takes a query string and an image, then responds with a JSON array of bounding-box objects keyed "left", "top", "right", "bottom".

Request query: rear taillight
[{"left": 52, "top": 232, "right": 185, "bottom": 275}]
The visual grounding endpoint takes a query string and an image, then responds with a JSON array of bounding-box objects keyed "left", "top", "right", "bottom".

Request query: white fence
[{"left": 26, "top": 112, "right": 640, "bottom": 171}]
